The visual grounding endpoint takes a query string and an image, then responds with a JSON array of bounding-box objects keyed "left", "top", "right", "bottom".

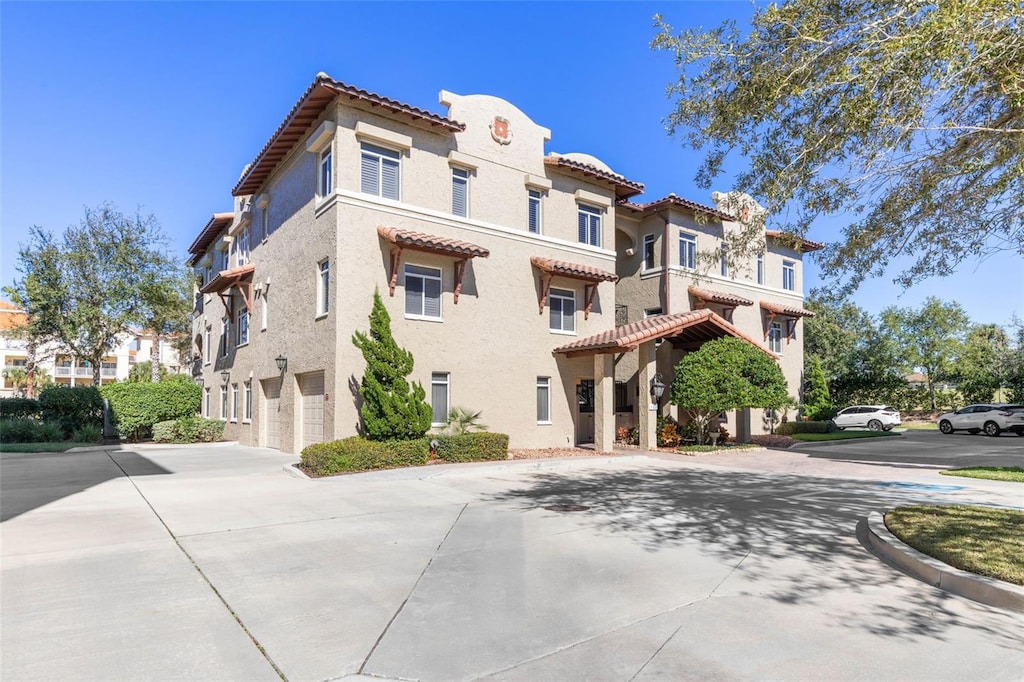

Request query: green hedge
[
  {"left": 0, "top": 418, "right": 64, "bottom": 444},
  {"left": 38, "top": 386, "right": 103, "bottom": 437},
  {"left": 152, "top": 416, "right": 225, "bottom": 444},
  {"left": 301, "top": 436, "right": 429, "bottom": 476},
  {"left": 776, "top": 420, "right": 837, "bottom": 435},
  {"left": 101, "top": 381, "right": 201, "bottom": 440},
  {"left": 0, "top": 397, "right": 41, "bottom": 419},
  {"left": 432, "top": 432, "right": 509, "bottom": 462}
]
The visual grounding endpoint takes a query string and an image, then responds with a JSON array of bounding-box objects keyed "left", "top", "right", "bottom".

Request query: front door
[{"left": 576, "top": 379, "right": 595, "bottom": 444}]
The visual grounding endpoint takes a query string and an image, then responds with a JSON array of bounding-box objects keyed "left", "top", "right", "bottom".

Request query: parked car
[
  {"left": 832, "top": 405, "right": 902, "bottom": 431},
  {"left": 937, "top": 404, "right": 1024, "bottom": 436}
]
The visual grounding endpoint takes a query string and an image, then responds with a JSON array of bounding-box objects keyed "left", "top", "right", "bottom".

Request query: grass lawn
[
  {"left": 0, "top": 442, "right": 99, "bottom": 453},
  {"left": 792, "top": 431, "right": 898, "bottom": 441},
  {"left": 940, "top": 467, "right": 1024, "bottom": 483},
  {"left": 885, "top": 505, "right": 1024, "bottom": 585},
  {"left": 902, "top": 422, "right": 938, "bottom": 430}
]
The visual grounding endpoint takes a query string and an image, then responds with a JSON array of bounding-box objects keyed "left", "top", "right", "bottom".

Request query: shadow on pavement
[
  {"left": 488, "top": 466, "right": 1022, "bottom": 650},
  {"left": 0, "top": 449, "right": 171, "bottom": 522}
]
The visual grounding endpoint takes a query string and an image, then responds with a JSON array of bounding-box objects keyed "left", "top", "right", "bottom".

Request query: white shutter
[
  {"left": 578, "top": 211, "right": 587, "bottom": 243},
  {"left": 424, "top": 277, "right": 441, "bottom": 318},
  {"left": 360, "top": 153, "right": 379, "bottom": 195},
  {"left": 405, "top": 275, "right": 423, "bottom": 315},
  {"left": 381, "top": 158, "right": 400, "bottom": 199},
  {"left": 452, "top": 169, "right": 468, "bottom": 217}
]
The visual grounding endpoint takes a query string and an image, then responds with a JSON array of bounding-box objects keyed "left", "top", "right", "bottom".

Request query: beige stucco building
[{"left": 188, "top": 74, "right": 817, "bottom": 454}]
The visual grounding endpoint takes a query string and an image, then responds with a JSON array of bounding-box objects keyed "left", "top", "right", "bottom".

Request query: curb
[
  {"left": 865, "top": 511, "right": 1024, "bottom": 613},
  {"left": 787, "top": 433, "right": 905, "bottom": 449}
]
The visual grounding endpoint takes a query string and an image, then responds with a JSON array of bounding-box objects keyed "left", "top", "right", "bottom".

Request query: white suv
[
  {"left": 938, "top": 404, "right": 1024, "bottom": 437},
  {"left": 832, "top": 405, "right": 902, "bottom": 431}
]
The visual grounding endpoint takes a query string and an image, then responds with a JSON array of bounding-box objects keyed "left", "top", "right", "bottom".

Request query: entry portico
[{"left": 553, "top": 309, "right": 776, "bottom": 452}]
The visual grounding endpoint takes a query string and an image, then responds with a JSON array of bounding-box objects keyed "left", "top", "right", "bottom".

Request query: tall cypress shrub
[
  {"left": 802, "top": 354, "right": 834, "bottom": 421},
  {"left": 352, "top": 291, "right": 432, "bottom": 441}
]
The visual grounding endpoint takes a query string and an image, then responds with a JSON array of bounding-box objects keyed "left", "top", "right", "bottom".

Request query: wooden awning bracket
[
  {"left": 584, "top": 284, "right": 597, "bottom": 320},
  {"left": 538, "top": 273, "right": 553, "bottom": 314},
  {"left": 453, "top": 259, "right": 467, "bottom": 304},
  {"left": 239, "top": 280, "right": 254, "bottom": 313},
  {"left": 218, "top": 292, "right": 233, "bottom": 316},
  {"left": 763, "top": 310, "right": 776, "bottom": 340},
  {"left": 388, "top": 247, "right": 403, "bottom": 297}
]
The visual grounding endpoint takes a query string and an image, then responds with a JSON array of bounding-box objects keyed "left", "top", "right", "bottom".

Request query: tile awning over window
[
  {"left": 199, "top": 263, "right": 256, "bottom": 313},
  {"left": 688, "top": 285, "right": 754, "bottom": 308},
  {"left": 377, "top": 226, "right": 489, "bottom": 303},
  {"left": 531, "top": 256, "right": 618, "bottom": 320},
  {"left": 760, "top": 300, "right": 816, "bottom": 318},
  {"left": 552, "top": 309, "right": 775, "bottom": 358}
]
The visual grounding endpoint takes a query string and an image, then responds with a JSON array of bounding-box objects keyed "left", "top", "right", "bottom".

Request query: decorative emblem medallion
[{"left": 490, "top": 116, "right": 512, "bottom": 145}]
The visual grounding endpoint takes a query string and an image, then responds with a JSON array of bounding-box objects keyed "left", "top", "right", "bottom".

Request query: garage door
[
  {"left": 263, "top": 378, "right": 282, "bottom": 450},
  {"left": 300, "top": 372, "right": 325, "bottom": 450}
]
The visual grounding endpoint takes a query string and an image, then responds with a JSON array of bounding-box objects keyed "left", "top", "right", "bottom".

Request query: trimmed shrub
[
  {"left": 71, "top": 424, "right": 102, "bottom": 444},
  {"left": 101, "top": 381, "right": 201, "bottom": 440},
  {"left": 37, "top": 422, "right": 64, "bottom": 442},
  {"left": 431, "top": 432, "right": 509, "bottom": 463},
  {"left": 750, "top": 434, "right": 796, "bottom": 448},
  {"left": 38, "top": 386, "right": 103, "bottom": 437},
  {"left": 0, "top": 397, "right": 41, "bottom": 419},
  {"left": 1, "top": 418, "right": 43, "bottom": 443},
  {"left": 152, "top": 420, "right": 177, "bottom": 443},
  {"left": 301, "top": 436, "right": 429, "bottom": 476},
  {"left": 776, "top": 420, "right": 836, "bottom": 435},
  {"left": 152, "top": 416, "right": 225, "bottom": 444}
]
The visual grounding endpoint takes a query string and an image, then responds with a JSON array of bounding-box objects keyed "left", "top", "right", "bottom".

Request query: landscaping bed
[{"left": 940, "top": 467, "right": 1024, "bottom": 483}]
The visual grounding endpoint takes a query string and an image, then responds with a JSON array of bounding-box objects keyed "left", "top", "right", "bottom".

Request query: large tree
[
  {"left": 5, "top": 204, "right": 179, "bottom": 386},
  {"left": 140, "top": 268, "right": 194, "bottom": 381},
  {"left": 653, "top": 1, "right": 1023, "bottom": 291},
  {"left": 669, "top": 336, "right": 788, "bottom": 443},
  {"left": 953, "top": 324, "right": 1010, "bottom": 403}
]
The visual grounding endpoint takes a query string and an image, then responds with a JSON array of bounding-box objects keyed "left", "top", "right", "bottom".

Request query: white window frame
[
  {"left": 680, "top": 232, "right": 697, "bottom": 270},
  {"left": 231, "top": 383, "right": 239, "bottom": 422},
  {"left": 236, "top": 227, "right": 250, "bottom": 268},
  {"left": 260, "top": 205, "right": 269, "bottom": 243},
  {"left": 643, "top": 234, "right": 656, "bottom": 271},
  {"left": 528, "top": 189, "right": 542, "bottom": 234},
  {"left": 549, "top": 288, "right": 576, "bottom": 334},
  {"left": 261, "top": 291, "right": 268, "bottom": 331},
  {"left": 451, "top": 167, "right": 469, "bottom": 217},
  {"left": 236, "top": 306, "right": 249, "bottom": 347},
  {"left": 316, "top": 259, "right": 329, "bottom": 318},
  {"left": 220, "top": 318, "right": 230, "bottom": 358},
  {"left": 782, "top": 260, "right": 796, "bottom": 291},
  {"left": 577, "top": 204, "right": 602, "bottom": 247},
  {"left": 720, "top": 243, "right": 728, "bottom": 277},
  {"left": 204, "top": 387, "right": 211, "bottom": 418},
  {"left": 243, "top": 380, "right": 252, "bottom": 423},
  {"left": 219, "top": 385, "right": 228, "bottom": 421},
  {"left": 404, "top": 263, "right": 443, "bottom": 321},
  {"left": 757, "top": 254, "right": 764, "bottom": 285},
  {"left": 536, "top": 377, "right": 551, "bottom": 424},
  {"left": 204, "top": 327, "right": 212, "bottom": 365},
  {"left": 317, "top": 146, "right": 333, "bottom": 199},
  {"left": 360, "top": 143, "right": 401, "bottom": 200},
  {"left": 769, "top": 321, "right": 783, "bottom": 354},
  {"left": 431, "top": 372, "right": 450, "bottom": 428}
]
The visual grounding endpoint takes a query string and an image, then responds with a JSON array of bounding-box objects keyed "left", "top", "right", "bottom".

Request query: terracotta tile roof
[
  {"left": 234, "top": 73, "right": 465, "bottom": 197},
  {"left": 765, "top": 230, "right": 824, "bottom": 252},
  {"left": 0, "top": 310, "right": 28, "bottom": 331},
  {"left": 377, "top": 227, "right": 490, "bottom": 259},
  {"left": 200, "top": 263, "right": 256, "bottom": 295},
  {"left": 618, "top": 194, "right": 735, "bottom": 222},
  {"left": 543, "top": 156, "right": 644, "bottom": 199},
  {"left": 688, "top": 285, "right": 754, "bottom": 307},
  {"left": 0, "top": 300, "right": 23, "bottom": 312},
  {"left": 187, "top": 213, "right": 233, "bottom": 265},
  {"left": 760, "top": 300, "right": 816, "bottom": 318},
  {"left": 553, "top": 309, "right": 775, "bottom": 357},
  {"left": 530, "top": 256, "right": 618, "bottom": 283}
]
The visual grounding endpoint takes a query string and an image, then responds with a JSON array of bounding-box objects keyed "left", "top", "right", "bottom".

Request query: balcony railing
[
  {"left": 615, "top": 305, "right": 628, "bottom": 327},
  {"left": 54, "top": 366, "right": 117, "bottom": 378}
]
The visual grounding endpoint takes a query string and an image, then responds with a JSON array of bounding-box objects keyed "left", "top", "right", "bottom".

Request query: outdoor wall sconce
[
  {"left": 650, "top": 373, "right": 665, "bottom": 401},
  {"left": 275, "top": 355, "right": 288, "bottom": 372},
  {"left": 220, "top": 370, "right": 230, "bottom": 384}
]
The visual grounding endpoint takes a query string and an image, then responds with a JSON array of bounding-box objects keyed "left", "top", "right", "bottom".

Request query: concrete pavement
[{"left": 2, "top": 444, "right": 1023, "bottom": 681}]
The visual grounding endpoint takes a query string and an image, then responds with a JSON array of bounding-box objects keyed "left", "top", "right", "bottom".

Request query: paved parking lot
[
  {"left": 790, "top": 429, "right": 1024, "bottom": 468},
  {"left": 2, "top": 443, "right": 1023, "bottom": 681}
]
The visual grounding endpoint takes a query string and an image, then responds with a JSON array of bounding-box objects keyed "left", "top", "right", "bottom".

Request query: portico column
[
  {"left": 593, "top": 353, "right": 614, "bottom": 453},
  {"left": 638, "top": 340, "right": 657, "bottom": 451}
]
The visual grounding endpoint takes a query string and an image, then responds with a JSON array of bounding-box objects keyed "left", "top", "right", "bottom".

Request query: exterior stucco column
[
  {"left": 593, "top": 353, "right": 614, "bottom": 453},
  {"left": 637, "top": 340, "right": 657, "bottom": 451}
]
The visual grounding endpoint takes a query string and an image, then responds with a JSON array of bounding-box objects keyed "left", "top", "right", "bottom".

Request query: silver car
[
  {"left": 938, "top": 404, "right": 1024, "bottom": 437},
  {"left": 832, "top": 405, "right": 902, "bottom": 431}
]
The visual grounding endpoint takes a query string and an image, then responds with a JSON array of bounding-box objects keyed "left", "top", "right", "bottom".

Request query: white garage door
[
  {"left": 263, "top": 378, "right": 282, "bottom": 450},
  {"left": 300, "top": 372, "right": 325, "bottom": 450}
]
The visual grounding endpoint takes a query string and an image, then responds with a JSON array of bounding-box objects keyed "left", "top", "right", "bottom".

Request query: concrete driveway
[{"left": 2, "top": 444, "right": 1023, "bottom": 681}]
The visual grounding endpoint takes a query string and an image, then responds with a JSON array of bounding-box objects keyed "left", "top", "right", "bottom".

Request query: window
[
  {"left": 577, "top": 205, "right": 601, "bottom": 247},
  {"left": 528, "top": 190, "right": 542, "bottom": 234},
  {"left": 537, "top": 377, "right": 551, "bottom": 423},
  {"left": 220, "top": 385, "right": 228, "bottom": 420},
  {"left": 615, "top": 381, "right": 630, "bottom": 413},
  {"left": 757, "top": 254, "right": 764, "bottom": 285},
  {"left": 452, "top": 167, "right": 469, "bottom": 217},
  {"left": 549, "top": 288, "right": 575, "bottom": 333},
  {"left": 431, "top": 372, "right": 449, "bottom": 427},
  {"left": 768, "top": 321, "right": 783, "bottom": 353},
  {"left": 204, "top": 327, "right": 212, "bottom": 365},
  {"left": 643, "top": 234, "right": 656, "bottom": 270},
  {"left": 260, "top": 206, "right": 269, "bottom": 243},
  {"left": 317, "top": 259, "right": 329, "bottom": 316},
  {"left": 236, "top": 228, "right": 250, "bottom": 267},
  {"left": 405, "top": 264, "right": 442, "bottom": 320},
  {"left": 720, "top": 243, "right": 729, "bottom": 277},
  {"left": 261, "top": 292, "right": 268, "bottom": 331},
  {"left": 782, "top": 260, "right": 795, "bottom": 291},
  {"left": 231, "top": 383, "right": 239, "bottom": 422},
  {"left": 360, "top": 143, "right": 400, "bottom": 200},
  {"left": 220, "top": 318, "right": 230, "bottom": 357},
  {"left": 204, "top": 387, "right": 211, "bottom": 418},
  {"left": 236, "top": 307, "right": 249, "bottom": 346},
  {"left": 318, "top": 146, "right": 332, "bottom": 198},
  {"left": 679, "top": 232, "right": 697, "bottom": 269},
  {"left": 243, "top": 380, "right": 252, "bottom": 422},
  {"left": 644, "top": 307, "right": 663, "bottom": 318}
]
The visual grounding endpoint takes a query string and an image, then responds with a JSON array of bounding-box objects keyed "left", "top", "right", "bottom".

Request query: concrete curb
[
  {"left": 865, "top": 511, "right": 1024, "bottom": 613},
  {"left": 787, "top": 433, "right": 905, "bottom": 449}
]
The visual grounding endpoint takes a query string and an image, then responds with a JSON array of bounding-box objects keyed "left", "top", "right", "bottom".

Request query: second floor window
[
  {"left": 720, "top": 243, "right": 729, "bottom": 277},
  {"left": 757, "top": 254, "right": 764, "bottom": 284},
  {"left": 220, "top": 318, "right": 230, "bottom": 357},
  {"left": 361, "top": 143, "right": 400, "bottom": 200},
  {"left": 783, "top": 260, "right": 795, "bottom": 291},
  {"left": 204, "top": 327, "right": 212, "bottom": 363},
  {"left": 318, "top": 147, "right": 332, "bottom": 198},
  {"left": 577, "top": 205, "right": 601, "bottom": 247},
  {"left": 452, "top": 167, "right": 469, "bottom": 217},
  {"left": 317, "top": 259, "right": 330, "bottom": 316},
  {"left": 528, "top": 190, "right": 542, "bottom": 234},
  {"left": 405, "top": 264, "right": 442, "bottom": 320},
  {"left": 768, "top": 321, "right": 783, "bottom": 353},
  {"left": 549, "top": 288, "right": 575, "bottom": 333},
  {"left": 680, "top": 232, "right": 697, "bottom": 269},
  {"left": 236, "top": 307, "right": 249, "bottom": 346},
  {"left": 236, "top": 228, "right": 250, "bottom": 267},
  {"left": 643, "top": 234, "right": 656, "bottom": 270}
]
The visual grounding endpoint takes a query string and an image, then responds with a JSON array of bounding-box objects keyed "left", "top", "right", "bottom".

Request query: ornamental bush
[
  {"left": 300, "top": 436, "right": 430, "bottom": 476},
  {"left": 38, "top": 386, "right": 103, "bottom": 437},
  {"left": 0, "top": 397, "right": 41, "bottom": 420},
  {"left": 101, "top": 380, "right": 201, "bottom": 441},
  {"left": 776, "top": 420, "right": 837, "bottom": 435},
  {"left": 431, "top": 433, "right": 509, "bottom": 463},
  {"left": 152, "top": 415, "right": 225, "bottom": 444}
]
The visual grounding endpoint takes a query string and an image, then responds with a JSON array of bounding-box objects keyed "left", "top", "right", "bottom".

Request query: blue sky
[{"left": 2, "top": 1, "right": 1019, "bottom": 328}]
